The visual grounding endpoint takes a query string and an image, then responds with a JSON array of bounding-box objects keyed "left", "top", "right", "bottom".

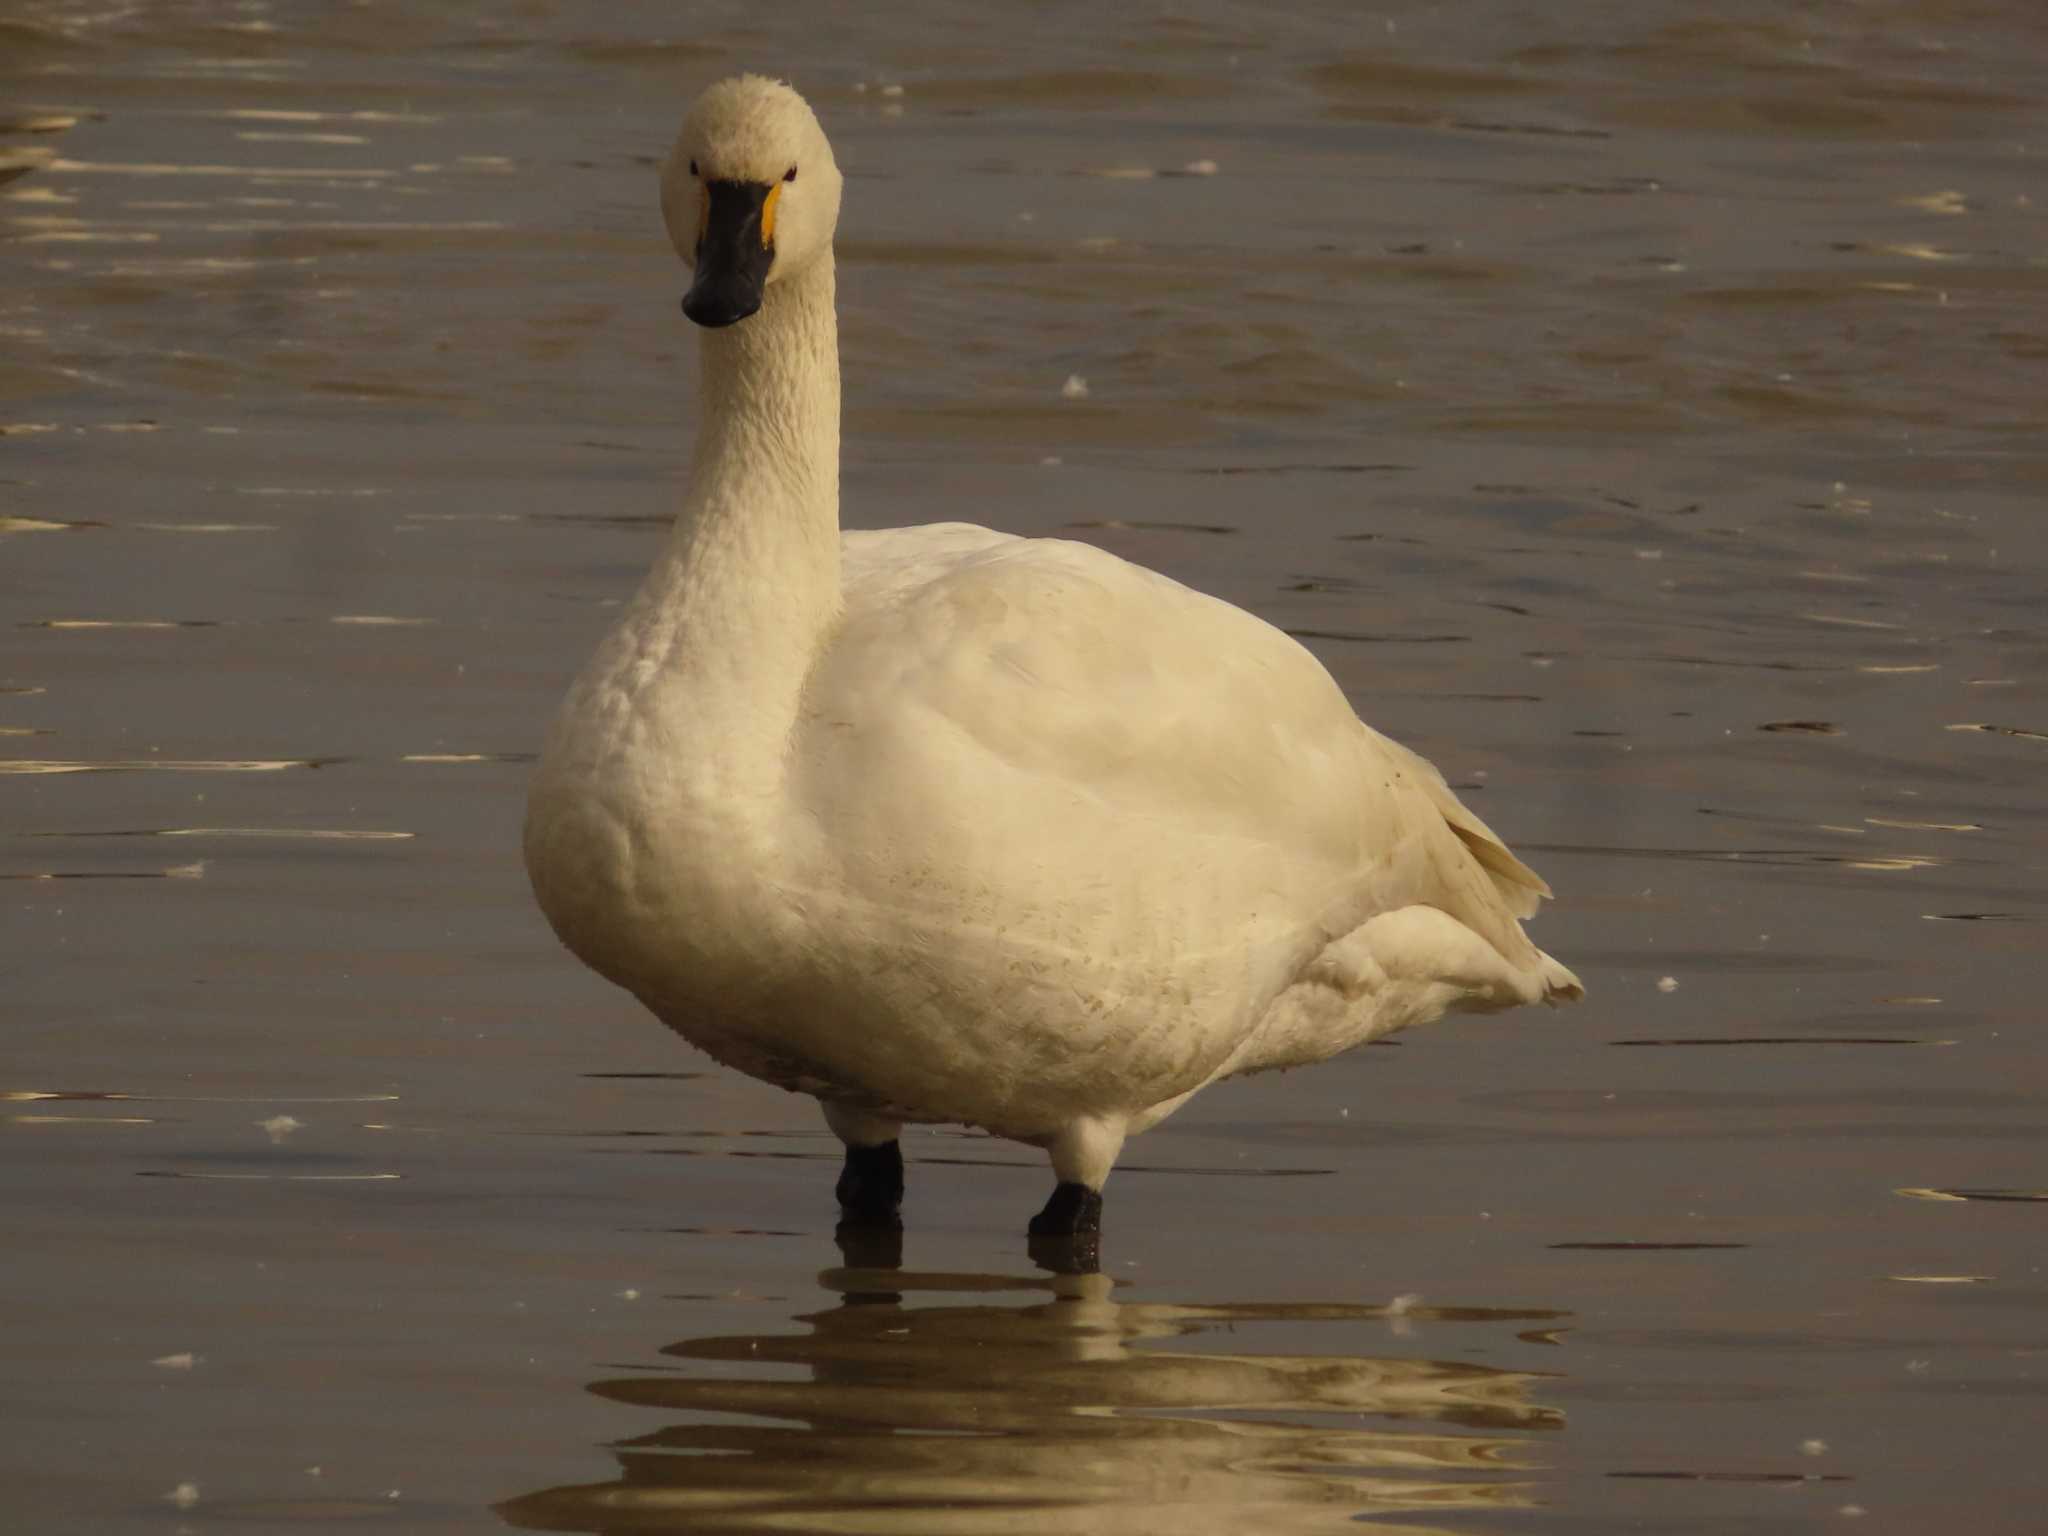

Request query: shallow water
[{"left": 6, "top": 2, "right": 2046, "bottom": 1531}]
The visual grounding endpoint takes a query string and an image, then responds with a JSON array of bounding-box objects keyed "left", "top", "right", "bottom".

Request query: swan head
[{"left": 662, "top": 75, "right": 842, "bottom": 328}]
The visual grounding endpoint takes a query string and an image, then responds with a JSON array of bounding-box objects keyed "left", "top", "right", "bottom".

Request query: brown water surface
[{"left": 6, "top": 2, "right": 2046, "bottom": 1532}]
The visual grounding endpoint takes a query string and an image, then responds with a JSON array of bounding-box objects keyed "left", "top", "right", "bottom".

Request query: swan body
[{"left": 525, "top": 76, "right": 1581, "bottom": 1238}]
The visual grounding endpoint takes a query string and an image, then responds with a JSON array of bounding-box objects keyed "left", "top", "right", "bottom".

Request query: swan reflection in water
[{"left": 498, "top": 1232, "right": 1565, "bottom": 1535}]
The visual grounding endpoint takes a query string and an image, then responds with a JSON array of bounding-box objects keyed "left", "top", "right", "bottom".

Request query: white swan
[{"left": 524, "top": 75, "right": 1582, "bottom": 1242}]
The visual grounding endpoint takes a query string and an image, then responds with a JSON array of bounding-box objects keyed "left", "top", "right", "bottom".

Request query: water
[{"left": 6, "top": 2, "right": 2046, "bottom": 1531}]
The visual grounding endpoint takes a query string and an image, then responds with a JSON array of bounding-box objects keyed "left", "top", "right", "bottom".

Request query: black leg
[
  {"left": 834, "top": 1139, "right": 904, "bottom": 1228},
  {"left": 1028, "top": 1180, "right": 1103, "bottom": 1237},
  {"left": 1027, "top": 1183, "right": 1104, "bottom": 1274}
]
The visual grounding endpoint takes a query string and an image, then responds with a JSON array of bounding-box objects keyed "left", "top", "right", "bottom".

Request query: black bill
[{"left": 682, "top": 179, "right": 775, "bottom": 328}]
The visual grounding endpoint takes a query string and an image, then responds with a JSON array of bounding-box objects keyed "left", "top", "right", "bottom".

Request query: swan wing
[
  {"left": 807, "top": 530, "right": 1550, "bottom": 963},
  {"left": 840, "top": 521, "right": 1021, "bottom": 601}
]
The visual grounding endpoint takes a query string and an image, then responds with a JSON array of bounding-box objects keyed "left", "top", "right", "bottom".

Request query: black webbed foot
[
  {"left": 1028, "top": 1179, "right": 1104, "bottom": 1275},
  {"left": 1027, "top": 1228, "right": 1101, "bottom": 1275},
  {"left": 1028, "top": 1180, "right": 1103, "bottom": 1237},
  {"left": 834, "top": 1139, "right": 904, "bottom": 1229}
]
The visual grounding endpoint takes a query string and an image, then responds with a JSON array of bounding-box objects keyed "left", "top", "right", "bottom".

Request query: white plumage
[{"left": 524, "top": 76, "right": 1581, "bottom": 1237}]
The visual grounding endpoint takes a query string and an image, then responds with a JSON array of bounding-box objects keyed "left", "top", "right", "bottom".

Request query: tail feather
[
  {"left": 1377, "top": 730, "right": 1554, "bottom": 919},
  {"left": 1537, "top": 950, "right": 1585, "bottom": 1005}
]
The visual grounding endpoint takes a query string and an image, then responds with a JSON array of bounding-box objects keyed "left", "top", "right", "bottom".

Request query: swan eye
[
  {"left": 783, "top": 165, "right": 798, "bottom": 183},
  {"left": 688, "top": 158, "right": 699, "bottom": 177}
]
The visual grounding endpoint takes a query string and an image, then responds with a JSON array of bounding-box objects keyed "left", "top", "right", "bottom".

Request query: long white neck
[
  {"left": 690, "top": 251, "right": 841, "bottom": 548},
  {"left": 622, "top": 253, "right": 842, "bottom": 791}
]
